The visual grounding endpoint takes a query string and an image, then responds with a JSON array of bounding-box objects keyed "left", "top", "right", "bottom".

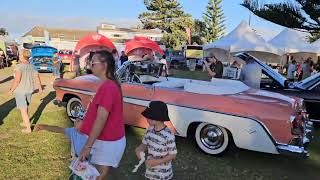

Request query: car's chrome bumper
[{"left": 276, "top": 121, "right": 313, "bottom": 157}]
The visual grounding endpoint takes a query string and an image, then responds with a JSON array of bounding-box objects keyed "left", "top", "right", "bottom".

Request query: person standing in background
[
  {"left": 203, "top": 52, "right": 224, "bottom": 78},
  {"left": 287, "top": 60, "right": 297, "bottom": 82},
  {"left": 160, "top": 55, "right": 169, "bottom": 76},
  {"left": 9, "top": 49, "right": 43, "bottom": 133},
  {"left": 239, "top": 57, "right": 262, "bottom": 89},
  {"left": 112, "top": 49, "right": 120, "bottom": 70},
  {"left": 119, "top": 51, "right": 128, "bottom": 65},
  {"left": 52, "top": 53, "right": 62, "bottom": 80},
  {"left": 73, "top": 51, "right": 81, "bottom": 77},
  {"left": 315, "top": 59, "right": 320, "bottom": 72},
  {"left": 302, "top": 58, "right": 312, "bottom": 80}
]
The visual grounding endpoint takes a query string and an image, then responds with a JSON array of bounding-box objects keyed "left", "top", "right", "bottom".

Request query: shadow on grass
[
  {"left": 0, "top": 76, "right": 14, "bottom": 84},
  {"left": 30, "top": 91, "right": 56, "bottom": 125},
  {"left": 0, "top": 98, "right": 16, "bottom": 125}
]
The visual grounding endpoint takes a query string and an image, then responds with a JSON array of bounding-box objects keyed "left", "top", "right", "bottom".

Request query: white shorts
[{"left": 90, "top": 136, "right": 126, "bottom": 168}]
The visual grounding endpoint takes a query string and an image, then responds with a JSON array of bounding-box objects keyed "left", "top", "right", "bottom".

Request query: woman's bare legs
[{"left": 20, "top": 108, "right": 31, "bottom": 133}]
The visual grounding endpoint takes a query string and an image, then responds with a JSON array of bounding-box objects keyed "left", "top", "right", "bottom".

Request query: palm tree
[{"left": 241, "top": 0, "right": 320, "bottom": 42}]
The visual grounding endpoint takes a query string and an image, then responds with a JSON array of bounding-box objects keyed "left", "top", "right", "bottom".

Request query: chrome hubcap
[
  {"left": 200, "top": 125, "right": 224, "bottom": 150},
  {"left": 70, "top": 101, "right": 84, "bottom": 119}
]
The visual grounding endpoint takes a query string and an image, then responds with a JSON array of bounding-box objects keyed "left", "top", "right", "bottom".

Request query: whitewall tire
[
  {"left": 66, "top": 97, "right": 84, "bottom": 122},
  {"left": 195, "top": 122, "right": 229, "bottom": 155}
]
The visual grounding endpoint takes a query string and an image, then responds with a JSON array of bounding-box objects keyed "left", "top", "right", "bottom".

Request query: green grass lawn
[{"left": 0, "top": 69, "right": 320, "bottom": 179}]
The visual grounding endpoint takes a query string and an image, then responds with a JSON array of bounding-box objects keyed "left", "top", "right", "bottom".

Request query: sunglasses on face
[{"left": 90, "top": 61, "right": 103, "bottom": 67}]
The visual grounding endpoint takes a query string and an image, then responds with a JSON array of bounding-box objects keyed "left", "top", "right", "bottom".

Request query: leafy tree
[
  {"left": 203, "top": 0, "right": 226, "bottom": 42},
  {"left": 139, "top": 0, "right": 193, "bottom": 48},
  {"left": 241, "top": 0, "right": 320, "bottom": 42}
]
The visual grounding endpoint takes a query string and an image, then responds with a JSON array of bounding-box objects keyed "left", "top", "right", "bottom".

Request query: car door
[{"left": 122, "top": 82, "right": 155, "bottom": 128}]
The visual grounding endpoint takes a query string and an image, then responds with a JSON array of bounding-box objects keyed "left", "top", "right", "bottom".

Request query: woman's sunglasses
[{"left": 90, "top": 61, "right": 103, "bottom": 67}]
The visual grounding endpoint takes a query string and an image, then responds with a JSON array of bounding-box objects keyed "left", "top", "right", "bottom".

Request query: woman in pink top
[{"left": 79, "top": 50, "right": 126, "bottom": 180}]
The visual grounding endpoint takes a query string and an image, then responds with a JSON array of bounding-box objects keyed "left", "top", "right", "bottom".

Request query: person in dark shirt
[
  {"left": 203, "top": 52, "right": 224, "bottom": 78},
  {"left": 119, "top": 51, "right": 128, "bottom": 65},
  {"left": 73, "top": 51, "right": 81, "bottom": 77},
  {"left": 316, "top": 59, "right": 320, "bottom": 72}
]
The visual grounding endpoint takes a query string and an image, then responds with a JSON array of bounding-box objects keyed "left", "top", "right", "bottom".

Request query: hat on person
[{"left": 141, "top": 101, "right": 170, "bottom": 121}]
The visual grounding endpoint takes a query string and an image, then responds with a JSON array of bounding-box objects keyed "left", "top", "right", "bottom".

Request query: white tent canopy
[
  {"left": 312, "top": 38, "right": 320, "bottom": 48},
  {"left": 203, "top": 21, "right": 283, "bottom": 55},
  {"left": 269, "top": 28, "right": 319, "bottom": 54}
]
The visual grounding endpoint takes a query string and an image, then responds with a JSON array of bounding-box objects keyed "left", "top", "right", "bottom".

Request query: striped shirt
[{"left": 142, "top": 126, "right": 177, "bottom": 180}]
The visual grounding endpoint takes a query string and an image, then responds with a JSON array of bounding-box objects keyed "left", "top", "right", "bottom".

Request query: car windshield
[{"left": 117, "top": 60, "right": 165, "bottom": 83}]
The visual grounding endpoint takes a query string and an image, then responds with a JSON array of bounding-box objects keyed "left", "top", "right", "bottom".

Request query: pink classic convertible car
[{"left": 54, "top": 60, "right": 312, "bottom": 156}]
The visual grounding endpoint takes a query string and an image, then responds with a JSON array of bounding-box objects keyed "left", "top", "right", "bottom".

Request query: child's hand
[
  {"left": 145, "top": 159, "right": 158, "bottom": 168},
  {"left": 135, "top": 148, "right": 142, "bottom": 160}
]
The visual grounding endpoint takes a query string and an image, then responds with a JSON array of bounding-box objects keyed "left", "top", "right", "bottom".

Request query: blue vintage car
[{"left": 30, "top": 45, "right": 57, "bottom": 72}]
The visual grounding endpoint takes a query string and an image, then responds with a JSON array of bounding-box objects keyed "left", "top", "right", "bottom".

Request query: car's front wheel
[
  {"left": 66, "top": 97, "right": 84, "bottom": 122},
  {"left": 195, "top": 123, "right": 229, "bottom": 155}
]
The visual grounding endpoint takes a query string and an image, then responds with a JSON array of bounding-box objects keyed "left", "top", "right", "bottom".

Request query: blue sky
[{"left": 0, "top": 0, "right": 284, "bottom": 40}]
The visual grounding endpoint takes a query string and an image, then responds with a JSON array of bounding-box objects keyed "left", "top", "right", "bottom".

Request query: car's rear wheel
[
  {"left": 195, "top": 122, "right": 229, "bottom": 155},
  {"left": 66, "top": 97, "right": 84, "bottom": 122}
]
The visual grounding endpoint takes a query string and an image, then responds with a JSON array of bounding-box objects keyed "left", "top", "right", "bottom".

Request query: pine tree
[
  {"left": 203, "top": 0, "right": 226, "bottom": 43},
  {"left": 139, "top": 0, "right": 193, "bottom": 48},
  {"left": 192, "top": 19, "right": 207, "bottom": 45},
  {"left": 242, "top": 0, "right": 320, "bottom": 42}
]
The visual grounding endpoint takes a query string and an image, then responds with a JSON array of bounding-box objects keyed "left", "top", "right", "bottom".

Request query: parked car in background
[
  {"left": 235, "top": 52, "right": 320, "bottom": 124},
  {"left": 30, "top": 45, "right": 57, "bottom": 72},
  {"left": 166, "top": 45, "right": 203, "bottom": 69},
  {"left": 58, "top": 49, "right": 73, "bottom": 64},
  {"left": 165, "top": 50, "right": 186, "bottom": 69},
  {"left": 54, "top": 60, "right": 312, "bottom": 157}
]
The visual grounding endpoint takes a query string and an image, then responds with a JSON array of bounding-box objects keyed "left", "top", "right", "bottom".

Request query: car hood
[{"left": 32, "top": 46, "right": 57, "bottom": 57}]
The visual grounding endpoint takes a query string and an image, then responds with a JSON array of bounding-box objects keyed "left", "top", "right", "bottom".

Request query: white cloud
[{"left": 0, "top": 12, "right": 141, "bottom": 39}]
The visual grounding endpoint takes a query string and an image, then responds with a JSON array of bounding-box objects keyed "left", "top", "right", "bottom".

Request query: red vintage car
[{"left": 53, "top": 60, "right": 312, "bottom": 156}]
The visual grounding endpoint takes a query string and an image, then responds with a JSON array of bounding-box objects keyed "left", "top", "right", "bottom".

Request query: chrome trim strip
[{"left": 58, "top": 87, "right": 96, "bottom": 96}]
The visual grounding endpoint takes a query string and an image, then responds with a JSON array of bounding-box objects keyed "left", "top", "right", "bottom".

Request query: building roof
[
  {"left": 97, "top": 26, "right": 162, "bottom": 34},
  {"left": 23, "top": 26, "right": 95, "bottom": 41}
]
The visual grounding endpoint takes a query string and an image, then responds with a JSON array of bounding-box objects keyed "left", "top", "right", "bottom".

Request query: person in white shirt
[
  {"left": 239, "top": 57, "right": 262, "bottom": 89},
  {"left": 287, "top": 60, "right": 296, "bottom": 82},
  {"left": 159, "top": 55, "right": 169, "bottom": 76}
]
